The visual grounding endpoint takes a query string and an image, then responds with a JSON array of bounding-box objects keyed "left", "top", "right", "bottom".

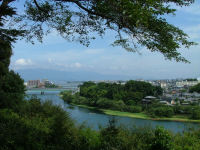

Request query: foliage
[
  {"left": 0, "top": 98, "right": 79, "bottom": 150},
  {"left": 19, "top": 0, "right": 196, "bottom": 62},
  {"left": 61, "top": 80, "right": 163, "bottom": 113},
  {"left": 61, "top": 81, "right": 200, "bottom": 120},
  {"left": 0, "top": 109, "right": 49, "bottom": 150},
  {"left": 148, "top": 106, "right": 174, "bottom": 117},
  {"left": 0, "top": 70, "right": 25, "bottom": 109},
  {"left": 44, "top": 82, "right": 59, "bottom": 88},
  {"left": 150, "top": 127, "right": 173, "bottom": 150},
  {"left": 75, "top": 81, "right": 163, "bottom": 113},
  {"left": 60, "top": 91, "right": 74, "bottom": 103},
  {"left": 174, "top": 129, "right": 200, "bottom": 150},
  {"left": 189, "top": 83, "right": 200, "bottom": 93},
  {"left": 191, "top": 108, "right": 200, "bottom": 120},
  {"left": 0, "top": 0, "right": 25, "bottom": 110},
  {"left": 80, "top": 80, "right": 163, "bottom": 103},
  {"left": 184, "top": 78, "right": 198, "bottom": 81},
  {"left": 127, "top": 105, "right": 142, "bottom": 113},
  {"left": 1, "top": 96, "right": 200, "bottom": 149}
]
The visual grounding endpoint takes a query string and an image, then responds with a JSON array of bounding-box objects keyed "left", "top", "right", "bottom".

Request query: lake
[{"left": 26, "top": 90, "right": 199, "bottom": 133}]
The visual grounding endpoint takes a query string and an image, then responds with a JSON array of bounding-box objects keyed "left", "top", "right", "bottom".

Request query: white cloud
[
  {"left": 15, "top": 58, "right": 33, "bottom": 66},
  {"left": 72, "top": 62, "right": 82, "bottom": 68}
]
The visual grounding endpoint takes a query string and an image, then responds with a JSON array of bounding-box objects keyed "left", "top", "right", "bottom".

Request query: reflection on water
[{"left": 26, "top": 90, "right": 199, "bottom": 133}]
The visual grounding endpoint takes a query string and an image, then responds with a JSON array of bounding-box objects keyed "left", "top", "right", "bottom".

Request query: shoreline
[{"left": 73, "top": 104, "right": 200, "bottom": 123}]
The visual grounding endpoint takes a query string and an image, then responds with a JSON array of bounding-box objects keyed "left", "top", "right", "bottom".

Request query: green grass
[
  {"left": 74, "top": 104, "right": 200, "bottom": 123},
  {"left": 101, "top": 109, "right": 149, "bottom": 119}
]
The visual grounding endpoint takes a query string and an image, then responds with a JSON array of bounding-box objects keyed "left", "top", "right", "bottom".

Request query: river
[{"left": 26, "top": 90, "right": 199, "bottom": 133}]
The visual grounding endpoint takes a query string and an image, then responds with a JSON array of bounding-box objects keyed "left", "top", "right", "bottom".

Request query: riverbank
[{"left": 74, "top": 104, "right": 200, "bottom": 123}]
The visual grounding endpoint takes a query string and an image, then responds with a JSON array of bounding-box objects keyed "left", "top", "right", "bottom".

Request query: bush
[
  {"left": 77, "top": 96, "right": 90, "bottom": 105},
  {"left": 127, "top": 105, "right": 142, "bottom": 113},
  {"left": 96, "top": 98, "right": 115, "bottom": 109},
  {"left": 111, "top": 100, "right": 126, "bottom": 111},
  {"left": 191, "top": 109, "right": 200, "bottom": 120},
  {"left": 0, "top": 109, "right": 49, "bottom": 150},
  {"left": 150, "top": 127, "right": 173, "bottom": 150},
  {"left": 149, "top": 107, "right": 174, "bottom": 117},
  {"left": 61, "top": 91, "right": 74, "bottom": 103},
  {"left": 125, "top": 100, "right": 136, "bottom": 105}
]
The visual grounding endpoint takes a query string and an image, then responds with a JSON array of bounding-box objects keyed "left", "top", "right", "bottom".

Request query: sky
[{"left": 10, "top": 1, "right": 200, "bottom": 81}]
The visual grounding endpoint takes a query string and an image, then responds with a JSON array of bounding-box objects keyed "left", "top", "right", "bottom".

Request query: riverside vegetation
[
  {"left": 61, "top": 81, "right": 200, "bottom": 122},
  {"left": 1, "top": 84, "right": 200, "bottom": 150}
]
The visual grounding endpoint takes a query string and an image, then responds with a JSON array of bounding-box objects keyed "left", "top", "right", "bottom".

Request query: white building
[
  {"left": 176, "top": 80, "right": 199, "bottom": 87},
  {"left": 160, "top": 82, "right": 167, "bottom": 88},
  {"left": 24, "top": 82, "right": 28, "bottom": 87}
]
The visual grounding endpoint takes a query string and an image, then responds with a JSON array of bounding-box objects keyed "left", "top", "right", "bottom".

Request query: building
[
  {"left": 176, "top": 80, "right": 199, "bottom": 87},
  {"left": 27, "top": 80, "right": 40, "bottom": 88},
  {"left": 42, "top": 79, "right": 54, "bottom": 86},
  {"left": 24, "top": 82, "right": 28, "bottom": 87},
  {"left": 142, "top": 96, "right": 157, "bottom": 104},
  {"left": 160, "top": 82, "right": 167, "bottom": 88}
]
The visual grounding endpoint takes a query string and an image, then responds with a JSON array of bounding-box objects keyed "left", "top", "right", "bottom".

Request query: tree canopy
[
  {"left": 189, "top": 83, "right": 200, "bottom": 93},
  {"left": 5, "top": 0, "right": 194, "bottom": 63}
]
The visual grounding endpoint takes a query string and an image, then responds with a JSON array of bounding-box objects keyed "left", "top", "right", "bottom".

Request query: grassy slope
[{"left": 75, "top": 104, "right": 200, "bottom": 123}]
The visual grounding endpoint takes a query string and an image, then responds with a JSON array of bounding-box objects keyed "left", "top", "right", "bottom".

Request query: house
[{"left": 142, "top": 96, "right": 157, "bottom": 104}]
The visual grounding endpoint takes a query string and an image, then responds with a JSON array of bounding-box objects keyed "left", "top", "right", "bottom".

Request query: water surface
[{"left": 26, "top": 90, "right": 199, "bottom": 133}]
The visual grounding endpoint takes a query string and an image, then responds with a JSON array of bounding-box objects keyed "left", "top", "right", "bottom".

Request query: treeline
[
  {"left": 189, "top": 83, "right": 200, "bottom": 93},
  {"left": 61, "top": 81, "right": 200, "bottom": 120},
  {"left": 147, "top": 102, "right": 200, "bottom": 119},
  {"left": 62, "top": 91, "right": 200, "bottom": 119},
  {"left": 80, "top": 81, "right": 163, "bottom": 102},
  {"left": 61, "top": 80, "right": 162, "bottom": 113},
  {"left": 184, "top": 78, "right": 198, "bottom": 81}
]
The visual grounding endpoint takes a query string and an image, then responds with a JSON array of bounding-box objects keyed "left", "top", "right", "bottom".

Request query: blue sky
[{"left": 10, "top": 1, "right": 200, "bottom": 80}]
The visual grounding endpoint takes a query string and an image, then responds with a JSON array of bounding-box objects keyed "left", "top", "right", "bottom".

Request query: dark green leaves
[{"left": 20, "top": 0, "right": 196, "bottom": 62}]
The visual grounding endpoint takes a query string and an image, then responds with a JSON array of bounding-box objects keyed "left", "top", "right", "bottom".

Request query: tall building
[{"left": 27, "top": 80, "right": 40, "bottom": 88}]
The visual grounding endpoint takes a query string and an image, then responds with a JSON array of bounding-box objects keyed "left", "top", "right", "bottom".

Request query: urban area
[{"left": 26, "top": 77, "right": 200, "bottom": 106}]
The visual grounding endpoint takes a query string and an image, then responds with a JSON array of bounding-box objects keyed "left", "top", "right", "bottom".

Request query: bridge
[{"left": 26, "top": 87, "right": 79, "bottom": 92}]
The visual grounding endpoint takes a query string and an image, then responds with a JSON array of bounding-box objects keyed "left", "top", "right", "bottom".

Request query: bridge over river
[{"left": 27, "top": 87, "right": 78, "bottom": 92}]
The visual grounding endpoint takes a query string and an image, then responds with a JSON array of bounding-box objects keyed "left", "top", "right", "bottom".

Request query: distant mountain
[{"left": 15, "top": 69, "right": 134, "bottom": 82}]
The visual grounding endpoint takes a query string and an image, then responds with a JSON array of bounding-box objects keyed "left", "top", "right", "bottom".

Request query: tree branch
[
  {"left": 33, "top": 0, "right": 44, "bottom": 11},
  {"left": 55, "top": 0, "right": 114, "bottom": 21},
  {"left": 0, "top": 0, "right": 15, "bottom": 20}
]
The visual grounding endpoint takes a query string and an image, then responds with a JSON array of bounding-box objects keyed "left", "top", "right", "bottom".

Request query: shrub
[
  {"left": 96, "top": 98, "right": 114, "bottom": 109},
  {"left": 149, "top": 107, "right": 174, "bottom": 117},
  {"left": 191, "top": 109, "right": 200, "bottom": 120},
  {"left": 128, "top": 105, "right": 142, "bottom": 113}
]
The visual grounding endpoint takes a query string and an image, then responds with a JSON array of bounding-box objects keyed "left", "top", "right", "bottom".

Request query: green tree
[
  {"left": 0, "top": 0, "right": 25, "bottom": 110},
  {"left": 191, "top": 108, "right": 200, "bottom": 120},
  {"left": 189, "top": 83, "right": 200, "bottom": 93},
  {"left": 61, "top": 91, "right": 74, "bottom": 103},
  {"left": 19, "top": 0, "right": 195, "bottom": 62},
  {"left": 150, "top": 127, "right": 173, "bottom": 150}
]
